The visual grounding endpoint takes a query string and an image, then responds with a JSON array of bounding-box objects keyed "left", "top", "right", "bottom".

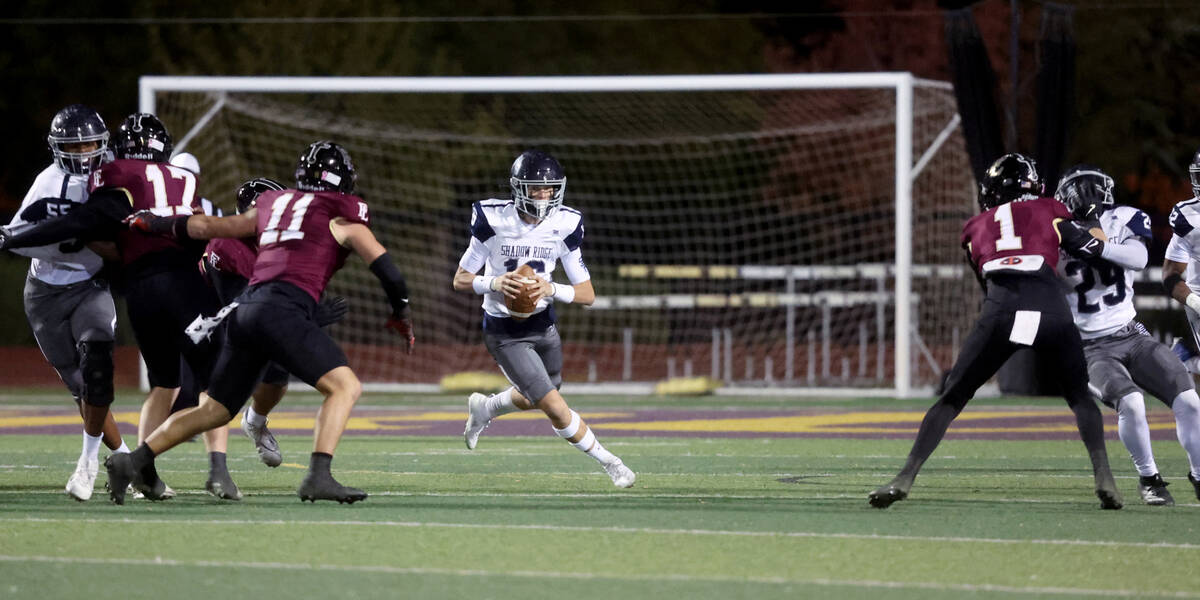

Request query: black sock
[
  {"left": 131, "top": 444, "right": 158, "bottom": 482},
  {"left": 309, "top": 452, "right": 332, "bottom": 475},
  {"left": 898, "top": 401, "right": 962, "bottom": 480},
  {"left": 209, "top": 451, "right": 227, "bottom": 474}
]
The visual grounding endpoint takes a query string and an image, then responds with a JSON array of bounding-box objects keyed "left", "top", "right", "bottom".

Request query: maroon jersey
[
  {"left": 89, "top": 158, "right": 200, "bottom": 266},
  {"left": 249, "top": 189, "right": 370, "bottom": 301},
  {"left": 961, "top": 197, "right": 1071, "bottom": 276},
  {"left": 204, "top": 237, "right": 257, "bottom": 280}
]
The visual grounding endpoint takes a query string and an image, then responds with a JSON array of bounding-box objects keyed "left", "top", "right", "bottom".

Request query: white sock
[
  {"left": 485, "top": 388, "right": 519, "bottom": 419},
  {"left": 245, "top": 405, "right": 267, "bottom": 427},
  {"left": 585, "top": 436, "right": 618, "bottom": 466},
  {"left": 114, "top": 441, "right": 130, "bottom": 454},
  {"left": 82, "top": 431, "right": 103, "bottom": 462},
  {"left": 1171, "top": 389, "right": 1200, "bottom": 479},
  {"left": 1116, "top": 392, "right": 1158, "bottom": 477},
  {"left": 552, "top": 411, "right": 617, "bottom": 465}
]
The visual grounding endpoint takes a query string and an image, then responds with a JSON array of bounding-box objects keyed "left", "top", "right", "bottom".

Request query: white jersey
[
  {"left": 5, "top": 164, "right": 103, "bottom": 285},
  {"left": 1166, "top": 196, "right": 1200, "bottom": 293},
  {"left": 457, "top": 199, "right": 590, "bottom": 320},
  {"left": 1057, "top": 205, "right": 1152, "bottom": 339}
]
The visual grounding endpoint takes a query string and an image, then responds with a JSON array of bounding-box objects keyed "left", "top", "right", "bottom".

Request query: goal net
[{"left": 142, "top": 74, "right": 977, "bottom": 396}]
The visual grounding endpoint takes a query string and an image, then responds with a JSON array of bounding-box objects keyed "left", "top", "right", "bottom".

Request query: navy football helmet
[
  {"left": 978, "top": 153, "right": 1042, "bottom": 210},
  {"left": 235, "top": 177, "right": 285, "bottom": 214},
  {"left": 47, "top": 104, "right": 108, "bottom": 175},
  {"left": 1190, "top": 148, "right": 1200, "bottom": 198},
  {"left": 1054, "top": 164, "right": 1115, "bottom": 219},
  {"left": 295, "top": 141, "right": 356, "bottom": 194},
  {"left": 510, "top": 150, "right": 566, "bottom": 221},
  {"left": 112, "top": 113, "right": 172, "bottom": 162}
]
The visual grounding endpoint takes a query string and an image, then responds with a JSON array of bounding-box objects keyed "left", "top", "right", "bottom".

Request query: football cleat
[
  {"left": 1189, "top": 472, "right": 1200, "bottom": 502},
  {"left": 463, "top": 392, "right": 492, "bottom": 450},
  {"left": 242, "top": 414, "right": 282, "bottom": 468},
  {"left": 868, "top": 483, "right": 909, "bottom": 509},
  {"left": 206, "top": 470, "right": 243, "bottom": 501},
  {"left": 132, "top": 481, "right": 175, "bottom": 500},
  {"left": 297, "top": 471, "right": 367, "bottom": 504},
  {"left": 603, "top": 459, "right": 636, "bottom": 488},
  {"left": 65, "top": 456, "right": 98, "bottom": 502},
  {"left": 104, "top": 453, "right": 134, "bottom": 505},
  {"left": 1095, "top": 483, "right": 1124, "bottom": 510},
  {"left": 1137, "top": 474, "right": 1174, "bottom": 506}
]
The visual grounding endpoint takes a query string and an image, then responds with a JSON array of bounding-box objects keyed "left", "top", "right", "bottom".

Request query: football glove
[
  {"left": 385, "top": 304, "right": 415, "bottom": 355},
  {"left": 1059, "top": 220, "right": 1105, "bottom": 260},
  {"left": 314, "top": 295, "right": 349, "bottom": 327},
  {"left": 124, "top": 210, "right": 187, "bottom": 238}
]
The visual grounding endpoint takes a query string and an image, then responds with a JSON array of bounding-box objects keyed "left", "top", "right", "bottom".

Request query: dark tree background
[{"left": 1, "top": 0, "right": 1197, "bottom": 344}]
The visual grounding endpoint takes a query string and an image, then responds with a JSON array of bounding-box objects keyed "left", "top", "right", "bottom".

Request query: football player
[
  {"left": 1054, "top": 164, "right": 1200, "bottom": 505},
  {"left": 106, "top": 140, "right": 414, "bottom": 504},
  {"left": 0, "top": 113, "right": 242, "bottom": 500},
  {"left": 452, "top": 150, "right": 635, "bottom": 488},
  {"left": 868, "top": 153, "right": 1120, "bottom": 509},
  {"left": 1160, "top": 147, "right": 1200, "bottom": 503},
  {"left": 200, "top": 177, "right": 349, "bottom": 468},
  {"left": 1, "top": 104, "right": 128, "bottom": 501}
]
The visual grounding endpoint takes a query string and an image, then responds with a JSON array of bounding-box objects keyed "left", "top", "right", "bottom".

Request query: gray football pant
[
  {"left": 1084, "top": 321, "right": 1193, "bottom": 408},
  {"left": 484, "top": 325, "right": 563, "bottom": 404},
  {"left": 23, "top": 275, "right": 117, "bottom": 401}
]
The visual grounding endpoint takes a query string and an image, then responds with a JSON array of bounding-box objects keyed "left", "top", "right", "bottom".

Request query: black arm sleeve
[
  {"left": 368, "top": 252, "right": 410, "bottom": 316},
  {"left": 5, "top": 191, "right": 130, "bottom": 250}
]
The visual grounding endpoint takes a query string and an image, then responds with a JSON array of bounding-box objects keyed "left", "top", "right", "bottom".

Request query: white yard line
[
  {"left": 0, "top": 554, "right": 1193, "bottom": 598},
  {"left": 5, "top": 516, "right": 1200, "bottom": 551}
]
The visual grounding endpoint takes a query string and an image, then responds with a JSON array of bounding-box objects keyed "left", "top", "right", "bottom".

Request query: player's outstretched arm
[
  {"left": 126, "top": 208, "right": 257, "bottom": 241},
  {"left": 1, "top": 190, "right": 128, "bottom": 251},
  {"left": 1163, "top": 258, "right": 1200, "bottom": 312},
  {"left": 331, "top": 217, "right": 414, "bottom": 353}
]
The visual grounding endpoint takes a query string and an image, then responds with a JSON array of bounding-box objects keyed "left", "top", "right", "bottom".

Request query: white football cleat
[
  {"left": 242, "top": 414, "right": 283, "bottom": 468},
  {"left": 603, "top": 459, "right": 636, "bottom": 488},
  {"left": 65, "top": 456, "right": 98, "bottom": 501},
  {"left": 463, "top": 392, "right": 491, "bottom": 450}
]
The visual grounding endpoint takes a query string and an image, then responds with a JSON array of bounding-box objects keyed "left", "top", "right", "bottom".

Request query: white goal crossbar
[{"left": 139, "top": 73, "right": 958, "bottom": 398}]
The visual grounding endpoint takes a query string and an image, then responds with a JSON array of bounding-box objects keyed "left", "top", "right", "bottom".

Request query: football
[{"left": 505, "top": 264, "right": 540, "bottom": 320}]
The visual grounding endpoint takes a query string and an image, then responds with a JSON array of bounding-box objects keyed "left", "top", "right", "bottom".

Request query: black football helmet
[
  {"left": 510, "top": 150, "right": 566, "bottom": 221},
  {"left": 112, "top": 113, "right": 172, "bottom": 162},
  {"left": 235, "top": 177, "right": 285, "bottom": 214},
  {"left": 295, "top": 141, "right": 356, "bottom": 194},
  {"left": 47, "top": 104, "right": 108, "bottom": 175},
  {"left": 1190, "top": 148, "right": 1200, "bottom": 198},
  {"left": 978, "top": 153, "right": 1042, "bottom": 210},
  {"left": 1054, "top": 164, "right": 1115, "bottom": 219}
]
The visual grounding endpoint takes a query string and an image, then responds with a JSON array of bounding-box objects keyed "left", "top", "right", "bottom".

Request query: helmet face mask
[
  {"left": 112, "top": 113, "right": 172, "bottom": 163},
  {"left": 47, "top": 104, "right": 108, "bottom": 176},
  {"left": 236, "top": 177, "right": 285, "bottom": 213},
  {"left": 1055, "top": 164, "right": 1115, "bottom": 219},
  {"left": 295, "top": 141, "right": 356, "bottom": 194},
  {"left": 510, "top": 150, "right": 565, "bottom": 222},
  {"left": 978, "top": 153, "right": 1042, "bottom": 210}
]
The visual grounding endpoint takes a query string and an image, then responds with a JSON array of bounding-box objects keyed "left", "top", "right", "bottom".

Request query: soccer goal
[{"left": 140, "top": 73, "right": 977, "bottom": 398}]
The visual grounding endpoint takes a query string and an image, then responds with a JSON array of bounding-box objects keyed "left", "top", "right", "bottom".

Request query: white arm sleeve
[
  {"left": 561, "top": 248, "right": 591, "bottom": 284},
  {"left": 1100, "top": 238, "right": 1148, "bottom": 271},
  {"left": 458, "top": 237, "right": 489, "bottom": 273},
  {"left": 1166, "top": 234, "right": 1194, "bottom": 264}
]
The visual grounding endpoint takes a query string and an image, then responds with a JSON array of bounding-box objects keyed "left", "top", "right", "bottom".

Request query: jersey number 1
[
  {"left": 260, "top": 193, "right": 314, "bottom": 245},
  {"left": 993, "top": 203, "right": 1023, "bottom": 251}
]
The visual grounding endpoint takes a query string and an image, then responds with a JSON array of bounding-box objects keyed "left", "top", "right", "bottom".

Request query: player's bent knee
[
  {"left": 316, "top": 366, "right": 362, "bottom": 400},
  {"left": 77, "top": 341, "right": 115, "bottom": 407}
]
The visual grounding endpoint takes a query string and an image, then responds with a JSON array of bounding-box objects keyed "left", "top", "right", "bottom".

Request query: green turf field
[{"left": 2, "top": 391, "right": 1200, "bottom": 599}]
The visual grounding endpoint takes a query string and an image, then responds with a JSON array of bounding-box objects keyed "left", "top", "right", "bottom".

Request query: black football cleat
[
  {"left": 868, "top": 484, "right": 908, "bottom": 509},
  {"left": 104, "top": 453, "right": 134, "bottom": 505},
  {"left": 1096, "top": 486, "right": 1123, "bottom": 510},
  {"left": 205, "top": 470, "right": 243, "bottom": 501},
  {"left": 1137, "top": 474, "right": 1174, "bottom": 506},
  {"left": 1189, "top": 473, "right": 1200, "bottom": 502},
  {"left": 297, "top": 472, "right": 367, "bottom": 504}
]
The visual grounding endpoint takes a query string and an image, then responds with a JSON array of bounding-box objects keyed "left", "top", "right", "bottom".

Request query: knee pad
[{"left": 77, "top": 341, "right": 115, "bottom": 407}]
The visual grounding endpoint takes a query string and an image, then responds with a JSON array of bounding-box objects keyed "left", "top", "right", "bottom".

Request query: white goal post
[{"left": 139, "top": 73, "right": 975, "bottom": 398}]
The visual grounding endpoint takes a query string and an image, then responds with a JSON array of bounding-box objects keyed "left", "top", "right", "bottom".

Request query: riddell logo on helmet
[{"left": 999, "top": 257, "right": 1023, "bottom": 265}]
